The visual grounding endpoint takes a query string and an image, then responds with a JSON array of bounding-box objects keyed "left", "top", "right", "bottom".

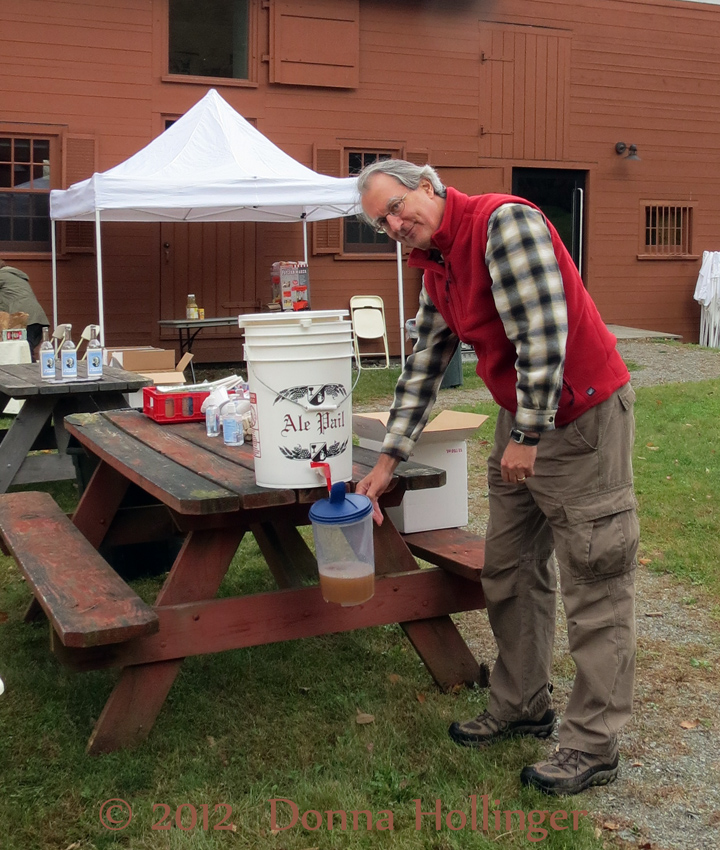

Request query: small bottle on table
[
  {"left": 86, "top": 325, "right": 103, "bottom": 378},
  {"left": 39, "top": 326, "right": 55, "bottom": 381},
  {"left": 60, "top": 324, "right": 77, "bottom": 380},
  {"left": 186, "top": 294, "right": 199, "bottom": 320}
]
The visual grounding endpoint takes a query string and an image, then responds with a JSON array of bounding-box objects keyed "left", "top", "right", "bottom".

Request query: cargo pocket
[{"left": 560, "top": 486, "right": 639, "bottom": 583}]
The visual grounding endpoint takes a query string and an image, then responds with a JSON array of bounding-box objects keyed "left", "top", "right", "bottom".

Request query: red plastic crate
[{"left": 142, "top": 387, "right": 210, "bottom": 423}]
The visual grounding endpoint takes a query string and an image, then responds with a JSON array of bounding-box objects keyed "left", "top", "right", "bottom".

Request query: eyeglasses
[{"left": 372, "top": 193, "right": 408, "bottom": 233}]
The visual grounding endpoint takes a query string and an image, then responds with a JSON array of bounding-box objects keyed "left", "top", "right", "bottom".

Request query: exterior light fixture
[{"left": 615, "top": 142, "right": 640, "bottom": 161}]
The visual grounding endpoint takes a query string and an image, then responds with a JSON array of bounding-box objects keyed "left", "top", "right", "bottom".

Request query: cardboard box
[
  {"left": 353, "top": 410, "right": 488, "bottom": 533},
  {"left": 106, "top": 347, "right": 194, "bottom": 407},
  {"left": 105, "top": 347, "right": 176, "bottom": 372}
]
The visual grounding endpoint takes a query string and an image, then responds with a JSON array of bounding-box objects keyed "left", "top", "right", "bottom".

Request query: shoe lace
[{"left": 548, "top": 747, "right": 579, "bottom": 766}]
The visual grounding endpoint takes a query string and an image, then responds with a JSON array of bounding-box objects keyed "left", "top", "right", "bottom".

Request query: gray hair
[{"left": 355, "top": 159, "right": 446, "bottom": 227}]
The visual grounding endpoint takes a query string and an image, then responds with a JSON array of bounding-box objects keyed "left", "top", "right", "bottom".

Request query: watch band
[{"left": 509, "top": 428, "right": 540, "bottom": 447}]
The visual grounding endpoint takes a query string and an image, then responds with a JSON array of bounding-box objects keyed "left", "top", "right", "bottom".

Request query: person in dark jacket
[
  {"left": 0, "top": 259, "right": 51, "bottom": 358},
  {"left": 355, "top": 159, "right": 638, "bottom": 796}
]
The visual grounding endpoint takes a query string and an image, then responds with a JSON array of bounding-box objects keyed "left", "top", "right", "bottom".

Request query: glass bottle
[
  {"left": 60, "top": 324, "right": 77, "bottom": 380},
  {"left": 39, "top": 326, "right": 55, "bottom": 381},
  {"left": 186, "top": 294, "right": 199, "bottom": 320},
  {"left": 86, "top": 325, "right": 103, "bottom": 378}
]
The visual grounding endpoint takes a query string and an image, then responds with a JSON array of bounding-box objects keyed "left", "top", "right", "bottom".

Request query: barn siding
[{"left": 1, "top": 0, "right": 718, "bottom": 359}]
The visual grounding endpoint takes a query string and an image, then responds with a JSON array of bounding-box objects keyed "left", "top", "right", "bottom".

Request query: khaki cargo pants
[{"left": 482, "top": 383, "right": 638, "bottom": 757}]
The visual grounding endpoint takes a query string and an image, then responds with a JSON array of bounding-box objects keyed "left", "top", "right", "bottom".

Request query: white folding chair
[{"left": 350, "top": 295, "right": 390, "bottom": 370}]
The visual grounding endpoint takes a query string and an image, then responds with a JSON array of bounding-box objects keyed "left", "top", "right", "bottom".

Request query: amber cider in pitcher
[{"left": 318, "top": 561, "right": 374, "bottom": 606}]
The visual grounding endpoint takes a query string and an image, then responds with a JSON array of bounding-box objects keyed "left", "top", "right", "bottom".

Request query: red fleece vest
[{"left": 408, "top": 188, "right": 629, "bottom": 427}]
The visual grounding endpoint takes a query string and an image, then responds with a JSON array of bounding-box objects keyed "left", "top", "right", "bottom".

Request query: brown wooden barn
[{"left": 2, "top": 0, "right": 718, "bottom": 361}]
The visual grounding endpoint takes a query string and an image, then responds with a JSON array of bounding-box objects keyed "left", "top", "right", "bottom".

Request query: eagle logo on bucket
[
  {"left": 279, "top": 439, "right": 348, "bottom": 460},
  {"left": 273, "top": 384, "right": 347, "bottom": 406}
]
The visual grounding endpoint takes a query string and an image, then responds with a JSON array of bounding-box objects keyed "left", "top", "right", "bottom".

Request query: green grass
[
  {"left": 632, "top": 380, "right": 720, "bottom": 593},
  {"left": 1, "top": 367, "right": 718, "bottom": 849},
  {"left": 353, "top": 362, "right": 486, "bottom": 407}
]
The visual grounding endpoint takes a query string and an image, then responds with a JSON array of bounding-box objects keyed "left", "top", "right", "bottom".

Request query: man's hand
[
  {"left": 355, "top": 453, "right": 400, "bottom": 525},
  {"left": 500, "top": 440, "right": 537, "bottom": 485}
]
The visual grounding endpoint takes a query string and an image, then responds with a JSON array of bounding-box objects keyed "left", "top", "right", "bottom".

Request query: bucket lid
[
  {"left": 238, "top": 310, "right": 348, "bottom": 329},
  {"left": 309, "top": 482, "right": 372, "bottom": 525}
]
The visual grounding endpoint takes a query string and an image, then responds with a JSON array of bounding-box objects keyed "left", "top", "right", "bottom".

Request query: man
[
  {"left": 355, "top": 159, "right": 638, "bottom": 796},
  {"left": 0, "top": 259, "right": 50, "bottom": 359}
]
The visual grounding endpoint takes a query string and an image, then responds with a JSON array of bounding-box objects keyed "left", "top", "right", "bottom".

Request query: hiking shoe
[
  {"left": 448, "top": 708, "right": 556, "bottom": 748},
  {"left": 520, "top": 747, "right": 619, "bottom": 795}
]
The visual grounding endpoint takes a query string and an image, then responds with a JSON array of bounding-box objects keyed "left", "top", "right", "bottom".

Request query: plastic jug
[{"left": 309, "top": 482, "right": 375, "bottom": 606}]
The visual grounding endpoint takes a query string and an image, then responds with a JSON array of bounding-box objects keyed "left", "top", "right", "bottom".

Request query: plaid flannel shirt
[{"left": 382, "top": 203, "right": 569, "bottom": 460}]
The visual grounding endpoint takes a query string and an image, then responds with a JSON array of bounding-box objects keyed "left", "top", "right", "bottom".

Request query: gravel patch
[{"left": 434, "top": 339, "right": 720, "bottom": 409}]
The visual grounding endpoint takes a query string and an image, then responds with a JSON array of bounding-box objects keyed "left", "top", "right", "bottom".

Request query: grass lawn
[{"left": 0, "top": 368, "right": 717, "bottom": 849}]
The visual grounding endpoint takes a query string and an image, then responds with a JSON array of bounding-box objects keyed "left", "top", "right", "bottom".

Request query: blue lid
[{"left": 309, "top": 482, "right": 373, "bottom": 525}]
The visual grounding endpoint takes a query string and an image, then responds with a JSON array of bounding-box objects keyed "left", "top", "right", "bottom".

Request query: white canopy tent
[{"left": 49, "top": 89, "right": 407, "bottom": 355}]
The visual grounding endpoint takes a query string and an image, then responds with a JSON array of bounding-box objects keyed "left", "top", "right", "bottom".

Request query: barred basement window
[{"left": 639, "top": 202, "right": 696, "bottom": 259}]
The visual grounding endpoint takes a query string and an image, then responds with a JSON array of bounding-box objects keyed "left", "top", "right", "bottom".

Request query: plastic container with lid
[{"left": 309, "top": 482, "right": 375, "bottom": 606}]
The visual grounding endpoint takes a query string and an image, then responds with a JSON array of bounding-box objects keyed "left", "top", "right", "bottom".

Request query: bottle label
[
  {"left": 40, "top": 352, "right": 55, "bottom": 380},
  {"left": 61, "top": 350, "right": 77, "bottom": 379},
  {"left": 186, "top": 307, "right": 199, "bottom": 320},
  {"left": 87, "top": 351, "right": 103, "bottom": 378},
  {"left": 223, "top": 417, "right": 239, "bottom": 445}
]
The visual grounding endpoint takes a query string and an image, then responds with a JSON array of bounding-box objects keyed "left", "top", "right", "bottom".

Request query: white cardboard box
[{"left": 352, "top": 410, "right": 488, "bottom": 533}]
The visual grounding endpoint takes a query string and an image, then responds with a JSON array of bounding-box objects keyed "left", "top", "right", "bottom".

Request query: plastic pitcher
[{"left": 309, "top": 482, "right": 375, "bottom": 606}]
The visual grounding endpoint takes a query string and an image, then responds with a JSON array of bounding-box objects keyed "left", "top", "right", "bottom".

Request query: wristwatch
[{"left": 509, "top": 428, "right": 540, "bottom": 447}]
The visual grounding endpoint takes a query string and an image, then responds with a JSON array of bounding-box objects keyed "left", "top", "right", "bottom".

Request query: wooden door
[{"left": 159, "top": 221, "right": 258, "bottom": 335}]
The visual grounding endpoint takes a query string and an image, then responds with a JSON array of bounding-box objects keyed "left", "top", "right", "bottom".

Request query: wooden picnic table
[
  {"left": 0, "top": 362, "right": 151, "bottom": 493},
  {"left": 14, "top": 408, "right": 487, "bottom": 753}
]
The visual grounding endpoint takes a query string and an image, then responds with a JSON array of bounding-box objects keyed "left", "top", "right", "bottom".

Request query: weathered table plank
[
  {"left": 65, "top": 412, "right": 240, "bottom": 515},
  {"left": 105, "top": 409, "right": 296, "bottom": 509},
  {"left": 52, "top": 568, "right": 487, "bottom": 670}
]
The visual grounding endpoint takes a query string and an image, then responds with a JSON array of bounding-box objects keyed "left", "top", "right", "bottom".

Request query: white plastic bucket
[{"left": 239, "top": 311, "right": 354, "bottom": 489}]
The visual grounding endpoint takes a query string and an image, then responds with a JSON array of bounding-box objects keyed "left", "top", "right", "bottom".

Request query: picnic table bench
[
  {"left": 0, "top": 409, "right": 487, "bottom": 753},
  {"left": 0, "top": 491, "right": 158, "bottom": 647}
]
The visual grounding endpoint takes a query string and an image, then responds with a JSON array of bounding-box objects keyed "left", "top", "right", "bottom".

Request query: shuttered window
[
  {"left": 639, "top": 202, "right": 696, "bottom": 259},
  {"left": 313, "top": 145, "right": 428, "bottom": 256}
]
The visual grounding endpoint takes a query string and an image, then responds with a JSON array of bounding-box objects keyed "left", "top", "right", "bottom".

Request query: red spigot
[{"left": 310, "top": 462, "right": 332, "bottom": 493}]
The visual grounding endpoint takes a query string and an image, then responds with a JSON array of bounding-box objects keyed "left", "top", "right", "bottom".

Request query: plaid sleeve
[
  {"left": 486, "top": 204, "right": 568, "bottom": 432},
  {"left": 382, "top": 285, "right": 459, "bottom": 460}
]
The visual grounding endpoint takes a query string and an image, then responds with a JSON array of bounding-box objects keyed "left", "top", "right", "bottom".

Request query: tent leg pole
[
  {"left": 51, "top": 220, "right": 58, "bottom": 329},
  {"left": 397, "top": 241, "right": 405, "bottom": 364},
  {"left": 95, "top": 211, "right": 106, "bottom": 347}
]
